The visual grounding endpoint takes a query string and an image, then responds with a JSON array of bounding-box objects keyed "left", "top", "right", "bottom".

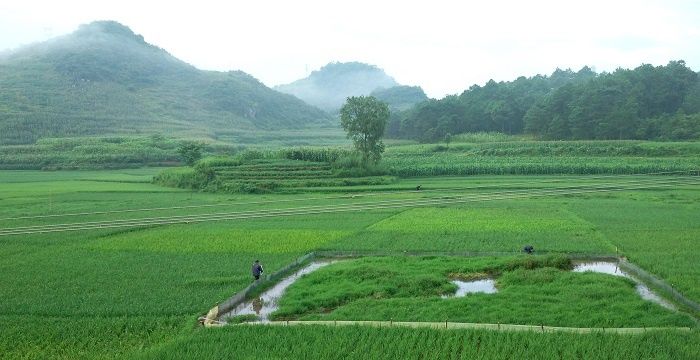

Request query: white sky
[{"left": 1, "top": 0, "right": 699, "bottom": 98}]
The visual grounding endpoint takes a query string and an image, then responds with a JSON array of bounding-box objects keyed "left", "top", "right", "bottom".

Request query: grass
[
  {"left": 0, "top": 168, "right": 698, "bottom": 358},
  {"left": 272, "top": 256, "right": 694, "bottom": 328},
  {"left": 323, "top": 205, "right": 612, "bottom": 253},
  {"left": 137, "top": 325, "right": 700, "bottom": 360},
  {"left": 568, "top": 195, "right": 700, "bottom": 302}
]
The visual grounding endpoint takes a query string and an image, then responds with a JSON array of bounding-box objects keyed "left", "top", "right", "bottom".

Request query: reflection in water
[
  {"left": 222, "top": 261, "right": 335, "bottom": 322},
  {"left": 573, "top": 262, "right": 625, "bottom": 277},
  {"left": 442, "top": 279, "right": 497, "bottom": 298},
  {"left": 573, "top": 261, "right": 676, "bottom": 310},
  {"left": 252, "top": 298, "right": 263, "bottom": 315}
]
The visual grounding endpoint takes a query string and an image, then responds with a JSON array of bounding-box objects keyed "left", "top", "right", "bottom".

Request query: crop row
[
  {"left": 217, "top": 173, "right": 336, "bottom": 180},
  {"left": 142, "top": 321, "right": 700, "bottom": 359},
  {"left": 222, "top": 165, "right": 332, "bottom": 171},
  {"left": 383, "top": 155, "right": 700, "bottom": 177},
  {"left": 213, "top": 176, "right": 396, "bottom": 192}
]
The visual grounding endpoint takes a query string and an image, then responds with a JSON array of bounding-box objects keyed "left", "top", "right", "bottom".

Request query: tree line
[{"left": 389, "top": 61, "right": 699, "bottom": 141}]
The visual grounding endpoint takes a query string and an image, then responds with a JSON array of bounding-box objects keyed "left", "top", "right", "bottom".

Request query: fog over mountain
[
  {"left": 275, "top": 62, "right": 427, "bottom": 112},
  {"left": 0, "top": 21, "right": 331, "bottom": 145}
]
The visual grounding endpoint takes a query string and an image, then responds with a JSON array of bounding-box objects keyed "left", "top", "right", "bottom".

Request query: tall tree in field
[{"left": 340, "top": 96, "right": 390, "bottom": 163}]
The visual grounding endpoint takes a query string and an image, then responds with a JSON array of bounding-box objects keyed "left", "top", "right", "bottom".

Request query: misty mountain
[
  {"left": 370, "top": 85, "right": 429, "bottom": 111},
  {"left": 275, "top": 62, "right": 401, "bottom": 112},
  {"left": 0, "top": 21, "right": 331, "bottom": 145}
]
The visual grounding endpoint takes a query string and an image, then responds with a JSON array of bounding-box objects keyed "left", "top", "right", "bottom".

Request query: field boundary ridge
[
  {"left": 236, "top": 320, "right": 693, "bottom": 334},
  {"left": 202, "top": 252, "right": 699, "bottom": 327}
]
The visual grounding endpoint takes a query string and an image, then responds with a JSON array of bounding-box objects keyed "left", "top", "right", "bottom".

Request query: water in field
[
  {"left": 222, "top": 261, "right": 334, "bottom": 322},
  {"left": 573, "top": 261, "right": 627, "bottom": 277},
  {"left": 573, "top": 261, "right": 676, "bottom": 310},
  {"left": 442, "top": 279, "right": 497, "bottom": 298}
]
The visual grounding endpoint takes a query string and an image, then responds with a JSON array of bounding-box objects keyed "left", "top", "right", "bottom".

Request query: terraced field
[
  {"left": 212, "top": 159, "right": 393, "bottom": 189},
  {"left": 155, "top": 157, "right": 395, "bottom": 193}
]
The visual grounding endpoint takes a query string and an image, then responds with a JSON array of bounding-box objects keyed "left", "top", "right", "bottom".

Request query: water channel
[
  {"left": 221, "top": 261, "right": 334, "bottom": 322},
  {"left": 572, "top": 261, "right": 676, "bottom": 310}
]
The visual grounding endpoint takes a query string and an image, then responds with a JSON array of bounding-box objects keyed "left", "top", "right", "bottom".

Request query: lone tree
[
  {"left": 340, "top": 96, "right": 390, "bottom": 163},
  {"left": 177, "top": 141, "right": 205, "bottom": 166}
]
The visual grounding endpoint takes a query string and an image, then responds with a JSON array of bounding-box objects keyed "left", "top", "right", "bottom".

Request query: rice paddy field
[{"left": 1, "top": 141, "right": 699, "bottom": 359}]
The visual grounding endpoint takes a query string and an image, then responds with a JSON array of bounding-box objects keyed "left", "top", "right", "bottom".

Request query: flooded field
[
  {"left": 573, "top": 261, "right": 676, "bottom": 310},
  {"left": 443, "top": 279, "right": 497, "bottom": 298},
  {"left": 220, "top": 258, "right": 680, "bottom": 325},
  {"left": 221, "top": 262, "right": 334, "bottom": 322}
]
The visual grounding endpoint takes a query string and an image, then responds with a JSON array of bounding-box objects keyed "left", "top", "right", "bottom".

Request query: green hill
[
  {"left": 392, "top": 62, "right": 699, "bottom": 142},
  {"left": 275, "top": 62, "right": 400, "bottom": 112},
  {"left": 0, "top": 21, "right": 332, "bottom": 145},
  {"left": 371, "top": 85, "right": 428, "bottom": 111}
]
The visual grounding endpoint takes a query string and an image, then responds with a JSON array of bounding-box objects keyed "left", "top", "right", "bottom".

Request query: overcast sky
[{"left": 1, "top": 0, "right": 698, "bottom": 98}]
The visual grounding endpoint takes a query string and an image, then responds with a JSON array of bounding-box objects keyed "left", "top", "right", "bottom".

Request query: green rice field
[{"left": 1, "top": 153, "right": 699, "bottom": 358}]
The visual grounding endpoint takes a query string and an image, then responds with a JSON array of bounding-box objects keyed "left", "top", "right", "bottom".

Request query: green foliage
[
  {"left": 177, "top": 141, "right": 205, "bottom": 166},
  {"left": 370, "top": 85, "right": 429, "bottom": 111},
  {"left": 443, "top": 132, "right": 452, "bottom": 150},
  {"left": 154, "top": 149, "right": 395, "bottom": 193},
  {"left": 340, "top": 96, "right": 390, "bottom": 163},
  {"left": 140, "top": 325, "right": 700, "bottom": 360},
  {"left": 331, "top": 153, "right": 390, "bottom": 177},
  {"left": 0, "top": 135, "right": 193, "bottom": 170},
  {"left": 382, "top": 140, "right": 700, "bottom": 176},
  {"left": 281, "top": 147, "right": 353, "bottom": 163},
  {"left": 152, "top": 166, "right": 214, "bottom": 189},
  {"left": 226, "top": 314, "right": 259, "bottom": 324},
  {"left": 451, "top": 131, "right": 524, "bottom": 143},
  {"left": 0, "top": 21, "right": 331, "bottom": 145},
  {"left": 395, "top": 67, "right": 596, "bottom": 142},
  {"left": 393, "top": 62, "right": 700, "bottom": 142},
  {"left": 525, "top": 61, "right": 699, "bottom": 140}
]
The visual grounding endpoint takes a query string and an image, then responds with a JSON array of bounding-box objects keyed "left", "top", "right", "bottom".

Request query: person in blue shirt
[{"left": 252, "top": 260, "right": 264, "bottom": 280}]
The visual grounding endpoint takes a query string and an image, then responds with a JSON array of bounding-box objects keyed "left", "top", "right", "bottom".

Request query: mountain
[
  {"left": 275, "top": 62, "right": 400, "bottom": 112},
  {"left": 0, "top": 21, "right": 331, "bottom": 145},
  {"left": 370, "top": 85, "right": 428, "bottom": 111}
]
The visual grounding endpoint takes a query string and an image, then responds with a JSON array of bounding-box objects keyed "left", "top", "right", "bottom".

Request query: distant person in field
[{"left": 252, "top": 260, "right": 264, "bottom": 281}]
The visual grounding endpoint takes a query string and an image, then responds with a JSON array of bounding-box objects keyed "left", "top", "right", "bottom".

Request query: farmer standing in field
[{"left": 252, "top": 260, "right": 264, "bottom": 281}]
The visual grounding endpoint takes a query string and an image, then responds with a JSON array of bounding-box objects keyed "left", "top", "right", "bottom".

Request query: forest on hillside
[{"left": 390, "top": 61, "right": 699, "bottom": 142}]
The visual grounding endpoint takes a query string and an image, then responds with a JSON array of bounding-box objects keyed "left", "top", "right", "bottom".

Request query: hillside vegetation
[
  {"left": 392, "top": 62, "right": 699, "bottom": 142},
  {"left": 0, "top": 21, "right": 331, "bottom": 145},
  {"left": 371, "top": 85, "right": 429, "bottom": 112}
]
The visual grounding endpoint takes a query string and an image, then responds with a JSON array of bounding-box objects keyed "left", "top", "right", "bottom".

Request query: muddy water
[
  {"left": 221, "top": 261, "right": 334, "bottom": 322},
  {"left": 442, "top": 279, "right": 497, "bottom": 298},
  {"left": 573, "top": 261, "right": 676, "bottom": 310}
]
